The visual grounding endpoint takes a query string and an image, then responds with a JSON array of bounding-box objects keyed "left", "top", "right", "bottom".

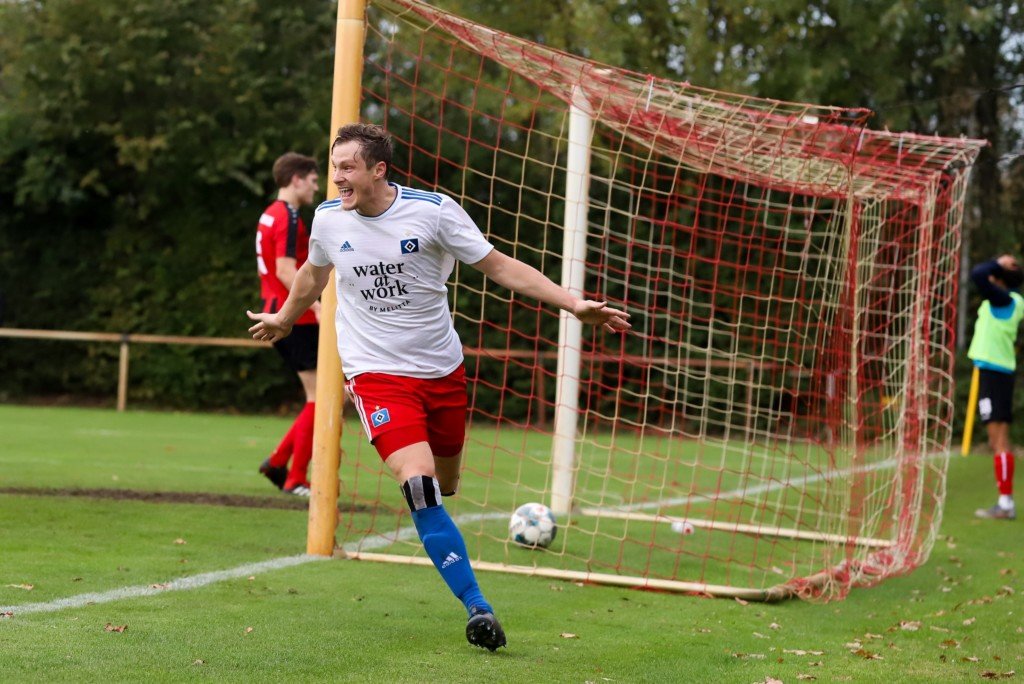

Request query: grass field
[{"left": 1, "top": 404, "right": 1021, "bottom": 682}]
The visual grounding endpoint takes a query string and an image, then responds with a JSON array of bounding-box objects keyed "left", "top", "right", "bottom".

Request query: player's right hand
[{"left": 246, "top": 310, "right": 293, "bottom": 343}]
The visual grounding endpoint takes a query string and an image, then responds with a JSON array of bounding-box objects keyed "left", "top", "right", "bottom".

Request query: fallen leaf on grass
[
  {"left": 104, "top": 623, "right": 127, "bottom": 633},
  {"left": 1, "top": 611, "right": 13, "bottom": 619},
  {"left": 735, "top": 597, "right": 749, "bottom": 606},
  {"left": 930, "top": 626, "right": 950, "bottom": 633},
  {"left": 961, "top": 656, "right": 981, "bottom": 662},
  {"left": 797, "top": 675, "right": 817, "bottom": 681},
  {"left": 980, "top": 671, "right": 1016, "bottom": 680},
  {"left": 149, "top": 583, "right": 170, "bottom": 590},
  {"left": 244, "top": 627, "right": 253, "bottom": 634},
  {"left": 6, "top": 584, "right": 33, "bottom": 591},
  {"left": 247, "top": 576, "right": 255, "bottom": 581},
  {"left": 850, "top": 648, "right": 883, "bottom": 660},
  {"left": 999, "top": 568, "right": 1016, "bottom": 576},
  {"left": 899, "top": 621, "right": 921, "bottom": 631},
  {"left": 192, "top": 659, "right": 205, "bottom": 666},
  {"left": 173, "top": 538, "right": 187, "bottom": 545},
  {"left": 758, "top": 678, "right": 783, "bottom": 684},
  {"left": 939, "top": 639, "right": 961, "bottom": 649},
  {"left": 863, "top": 633, "right": 883, "bottom": 640},
  {"left": 753, "top": 632, "right": 769, "bottom": 639},
  {"left": 783, "top": 649, "right": 825, "bottom": 656},
  {"left": 769, "top": 622, "right": 781, "bottom": 630},
  {"left": 963, "top": 617, "right": 977, "bottom": 626},
  {"left": 844, "top": 641, "right": 863, "bottom": 650},
  {"left": 559, "top": 632, "right": 578, "bottom": 639}
]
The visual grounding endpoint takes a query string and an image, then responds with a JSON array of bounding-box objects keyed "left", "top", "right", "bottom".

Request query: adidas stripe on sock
[{"left": 402, "top": 475, "right": 492, "bottom": 616}]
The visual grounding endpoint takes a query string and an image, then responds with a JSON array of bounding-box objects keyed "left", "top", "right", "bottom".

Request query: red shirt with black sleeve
[{"left": 256, "top": 200, "right": 318, "bottom": 325}]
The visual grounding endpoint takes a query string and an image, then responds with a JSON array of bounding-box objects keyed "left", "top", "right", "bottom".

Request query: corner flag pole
[
  {"left": 308, "top": 0, "right": 366, "bottom": 556},
  {"left": 960, "top": 366, "right": 979, "bottom": 457}
]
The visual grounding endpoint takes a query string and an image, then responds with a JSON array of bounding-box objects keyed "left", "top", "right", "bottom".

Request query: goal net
[{"left": 333, "top": 0, "right": 985, "bottom": 600}]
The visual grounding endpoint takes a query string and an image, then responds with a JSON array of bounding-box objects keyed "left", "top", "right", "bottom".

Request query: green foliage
[
  {"left": 2, "top": 0, "right": 1021, "bottom": 412},
  {"left": 0, "top": 0, "right": 334, "bottom": 409}
]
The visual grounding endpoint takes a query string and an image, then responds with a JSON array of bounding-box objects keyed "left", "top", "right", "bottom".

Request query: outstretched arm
[
  {"left": 470, "top": 249, "right": 630, "bottom": 333},
  {"left": 247, "top": 260, "right": 333, "bottom": 342},
  {"left": 276, "top": 256, "right": 322, "bottom": 321}
]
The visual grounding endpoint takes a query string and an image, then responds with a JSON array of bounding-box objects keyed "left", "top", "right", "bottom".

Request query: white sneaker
[
  {"left": 284, "top": 483, "right": 311, "bottom": 497},
  {"left": 975, "top": 503, "right": 1015, "bottom": 520}
]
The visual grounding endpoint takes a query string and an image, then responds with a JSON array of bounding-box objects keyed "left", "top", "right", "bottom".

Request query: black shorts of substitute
[
  {"left": 273, "top": 323, "right": 319, "bottom": 372},
  {"left": 978, "top": 368, "right": 1016, "bottom": 424}
]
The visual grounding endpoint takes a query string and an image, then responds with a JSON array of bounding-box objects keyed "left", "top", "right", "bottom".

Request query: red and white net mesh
[{"left": 333, "top": 0, "right": 985, "bottom": 600}]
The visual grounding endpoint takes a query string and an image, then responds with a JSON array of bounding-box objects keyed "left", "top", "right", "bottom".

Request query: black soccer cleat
[
  {"left": 466, "top": 606, "right": 506, "bottom": 651},
  {"left": 259, "top": 458, "right": 287, "bottom": 490}
]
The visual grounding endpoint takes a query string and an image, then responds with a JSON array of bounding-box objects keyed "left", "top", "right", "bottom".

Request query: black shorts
[
  {"left": 273, "top": 323, "right": 319, "bottom": 372},
  {"left": 978, "top": 368, "right": 1015, "bottom": 424}
]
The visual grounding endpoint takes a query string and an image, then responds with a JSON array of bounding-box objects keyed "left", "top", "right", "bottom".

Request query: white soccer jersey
[{"left": 308, "top": 183, "right": 494, "bottom": 379}]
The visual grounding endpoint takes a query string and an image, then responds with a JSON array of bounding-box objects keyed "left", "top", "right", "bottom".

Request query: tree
[{"left": 0, "top": 0, "right": 335, "bottom": 408}]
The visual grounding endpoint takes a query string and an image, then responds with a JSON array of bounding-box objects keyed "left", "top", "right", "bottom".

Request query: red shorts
[{"left": 346, "top": 365, "right": 467, "bottom": 460}]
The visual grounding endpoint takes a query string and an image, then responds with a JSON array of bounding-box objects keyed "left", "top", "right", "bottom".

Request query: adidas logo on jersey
[
  {"left": 441, "top": 551, "right": 462, "bottom": 569},
  {"left": 339, "top": 241, "right": 354, "bottom": 253}
]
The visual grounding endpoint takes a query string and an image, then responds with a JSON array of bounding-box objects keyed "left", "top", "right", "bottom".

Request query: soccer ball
[{"left": 509, "top": 502, "right": 557, "bottom": 549}]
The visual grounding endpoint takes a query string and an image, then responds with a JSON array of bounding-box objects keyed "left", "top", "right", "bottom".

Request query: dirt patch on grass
[{"left": 0, "top": 486, "right": 373, "bottom": 512}]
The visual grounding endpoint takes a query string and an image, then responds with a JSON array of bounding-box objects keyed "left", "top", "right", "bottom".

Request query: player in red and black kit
[{"left": 256, "top": 152, "right": 321, "bottom": 496}]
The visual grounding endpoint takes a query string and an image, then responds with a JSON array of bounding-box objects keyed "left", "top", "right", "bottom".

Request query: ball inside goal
[{"left": 509, "top": 502, "right": 557, "bottom": 549}]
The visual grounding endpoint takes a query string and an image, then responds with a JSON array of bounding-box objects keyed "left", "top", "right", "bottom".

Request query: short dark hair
[
  {"left": 1003, "top": 266, "right": 1024, "bottom": 290},
  {"left": 272, "top": 152, "right": 318, "bottom": 189},
  {"left": 332, "top": 123, "right": 393, "bottom": 178}
]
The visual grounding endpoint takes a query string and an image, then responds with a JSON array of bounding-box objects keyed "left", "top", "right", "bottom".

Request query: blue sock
[{"left": 403, "top": 476, "right": 492, "bottom": 616}]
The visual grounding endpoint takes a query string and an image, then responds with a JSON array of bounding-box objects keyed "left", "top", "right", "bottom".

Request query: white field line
[
  {"left": 593, "top": 449, "right": 949, "bottom": 513},
  {"left": 0, "top": 513, "right": 504, "bottom": 617},
  {"left": 1, "top": 451, "right": 946, "bottom": 617},
  {"left": 0, "top": 554, "right": 324, "bottom": 616}
]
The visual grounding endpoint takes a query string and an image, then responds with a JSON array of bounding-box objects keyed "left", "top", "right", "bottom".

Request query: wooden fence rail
[
  {"left": 0, "top": 327, "right": 270, "bottom": 412},
  {"left": 0, "top": 327, "right": 769, "bottom": 427},
  {"left": 0, "top": 327, "right": 554, "bottom": 421}
]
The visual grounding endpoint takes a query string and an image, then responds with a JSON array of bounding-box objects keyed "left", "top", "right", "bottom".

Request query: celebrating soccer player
[{"left": 246, "top": 123, "right": 630, "bottom": 650}]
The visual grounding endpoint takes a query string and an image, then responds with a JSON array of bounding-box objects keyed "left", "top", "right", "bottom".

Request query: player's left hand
[{"left": 573, "top": 300, "right": 631, "bottom": 333}]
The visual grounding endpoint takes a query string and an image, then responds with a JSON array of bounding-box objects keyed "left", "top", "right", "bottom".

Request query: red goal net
[{"left": 332, "top": 0, "right": 985, "bottom": 600}]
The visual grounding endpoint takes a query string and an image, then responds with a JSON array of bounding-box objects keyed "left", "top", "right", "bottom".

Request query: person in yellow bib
[{"left": 968, "top": 254, "right": 1024, "bottom": 520}]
